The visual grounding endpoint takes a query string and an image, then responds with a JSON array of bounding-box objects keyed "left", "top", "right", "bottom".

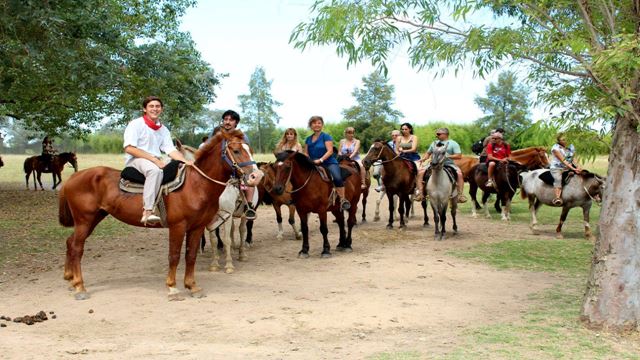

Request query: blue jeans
[{"left": 323, "top": 163, "right": 344, "bottom": 187}]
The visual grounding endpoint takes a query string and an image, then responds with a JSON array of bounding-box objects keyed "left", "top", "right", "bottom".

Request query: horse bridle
[
  {"left": 190, "top": 139, "right": 256, "bottom": 186},
  {"left": 280, "top": 157, "right": 314, "bottom": 194},
  {"left": 582, "top": 175, "right": 604, "bottom": 206},
  {"left": 365, "top": 142, "right": 399, "bottom": 164}
]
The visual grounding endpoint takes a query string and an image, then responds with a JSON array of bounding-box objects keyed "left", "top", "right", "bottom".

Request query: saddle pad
[
  {"left": 402, "top": 159, "right": 417, "bottom": 176},
  {"left": 119, "top": 162, "right": 187, "bottom": 194},
  {"left": 121, "top": 160, "right": 182, "bottom": 185},
  {"left": 538, "top": 170, "right": 573, "bottom": 186}
]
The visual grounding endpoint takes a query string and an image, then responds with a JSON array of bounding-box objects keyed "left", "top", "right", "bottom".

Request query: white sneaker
[{"left": 141, "top": 213, "right": 161, "bottom": 225}]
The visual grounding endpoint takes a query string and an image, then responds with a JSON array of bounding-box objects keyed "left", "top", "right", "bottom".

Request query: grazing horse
[
  {"left": 363, "top": 141, "right": 423, "bottom": 229},
  {"left": 24, "top": 152, "right": 78, "bottom": 190},
  {"left": 468, "top": 146, "right": 549, "bottom": 220},
  {"left": 520, "top": 169, "right": 605, "bottom": 239},
  {"left": 426, "top": 143, "right": 458, "bottom": 240},
  {"left": 272, "top": 151, "right": 361, "bottom": 258},
  {"left": 336, "top": 154, "right": 371, "bottom": 223},
  {"left": 58, "top": 130, "right": 262, "bottom": 300}
]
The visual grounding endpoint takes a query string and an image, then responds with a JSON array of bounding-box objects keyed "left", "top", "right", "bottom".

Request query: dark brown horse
[
  {"left": 24, "top": 152, "right": 78, "bottom": 190},
  {"left": 469, "top": 147, "right": 549, "bottom": 220},
  {"left": 58, "top": 130, "right": 260, "bottom": 300},
  {"left": 0, "top": 155, "right": 4, "bottom": 168},
  {"left": 272, "top": 151, "right": 361, "bottom": 257},
  {"left": 258, "top": 162, "right": 302, "bottom": 241},
  {"left": 362, "top": 141, "right": 424, "bottom": 229}
]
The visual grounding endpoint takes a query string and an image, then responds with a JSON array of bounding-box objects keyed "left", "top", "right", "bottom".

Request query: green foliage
[
  {"left": 473, "top": 71, "right": 532, "bottom": 145},
  {"left": 238, "top": 67, "right": 283, "bottom": 153},
  {"left": 341, "top": 72, "right": 403, "bottom": 148},
  {"left": 0, "top": 0, "right": 221, "bottom": 137}
]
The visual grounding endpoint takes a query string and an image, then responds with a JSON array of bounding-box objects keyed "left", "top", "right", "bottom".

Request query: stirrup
[
  {"left": 244, "top": 208, "right": 257, "bottom": 220},
  {"left": 374, "top": 185, "right": 384, "bottom": 193},
  {"left": 485, "top": 179, "right": 494, "bottom": 187},
  {"left": 141, "top": 213, "right": 161, "bottom": 225},
  {"left": 552, "top": 197, "right": 563, "bottom": 206},
  {"left": 340, "top": 199, "right": 351, "bottom": 211},
  {"left": 457, "top": 195, "right": 468, "bottom": 203}
]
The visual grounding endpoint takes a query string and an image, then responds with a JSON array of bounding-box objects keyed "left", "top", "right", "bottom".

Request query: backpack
[{"left": 471, "top": 138, "right": 484, "bottom": 155}]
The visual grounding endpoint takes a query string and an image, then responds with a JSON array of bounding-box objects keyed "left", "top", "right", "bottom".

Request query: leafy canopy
[{"left": 0, "top": 0, "right": 222, "bottom": 137}]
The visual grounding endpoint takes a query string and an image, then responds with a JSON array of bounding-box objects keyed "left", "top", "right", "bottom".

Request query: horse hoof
[
  {"left": 168, "top": 293, "right": 185, "bottom": 301},
  {"left": 555, "top": 233, "right": 564, "bottom": 239},
  {"left": 225, "top": 268, "right": 235, "bottom": 274},
  {"left": 74, "top": 291, "right": 90, "bottom": 300},
  {"left": 190, "top": 288, "right": 206, "bottom": 298},
  {"left": 321, "top": 252, "right": 332, "bottom": 258},
  {"left": 295, "top": 232, "right": 303, "bottom": 240},
  {"left": 373, "top": 216, "right": 380, "bottom": 222},
  {"left": 298, "top": 251, "right": 310, "bottom": 259},
  {"left": 361, "top": 219, "right": 367, "bottom": 224},
  {"left": 276, "top": 234, "right": 284, "bottom": 241},
  {"left": 386, "top": 225, "right": 393, "bottom": 230},
  {"left": 337, "top": 247, "right": 353, "bottom": 253},
  {"left": 209, "top": 265, "right": 220, "bottom": 272},
  {"left": 423, "top": 223, "right": 430, "bottom": 228}
]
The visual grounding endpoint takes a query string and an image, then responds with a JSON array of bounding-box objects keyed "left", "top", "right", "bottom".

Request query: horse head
[
  {"left": 272, "top": 150, "right": 312, "bottom": 195},
  {"left": 580, "top": 171, "right": 605, "bottom": 203},
  {"left": 61, "top": 152, "right": 79, "bottom": 172},
  {"left": 363, "top": 141, "right": 393, "bottom": 169},
  {"left": 430, "top": 142, "right": 449, "bottom": 169},
  {"left": 198, "top": 129, "right": 263, "bottom": 186}
]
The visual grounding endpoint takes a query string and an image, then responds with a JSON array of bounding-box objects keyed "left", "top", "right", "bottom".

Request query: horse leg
[
  {"left": 422, "top": 199, "right": 430, "bottom": 227},
  {"left": 361, "top": 190, "right": 368, "bottom": 223},
  {"left": 52, "top": 172, "right": 58, "bottom": 190},
  {"left": 438, "top": 203, "right": 447, "bottom": 241},
  {"left": 64, "top": 211, "right": 107, "bottom": 300},
  {"left": 167, "top": 225, "right": 187, "bottom": 301},
  {"left": 555, "top": 206, "right": 571, "bottom": 239},
  {"left": 184, "top": 228, "right": 205, "bottom": 298},
  {"left": 275, "top": 204, "right": 284, "bottom": 240},
  {"left": 500, "top": 194, "right": 510, "bottom": 221},
  {"left": 481, "top": 191, "right": 491, "bottom": 218},
  {"left": 208, "top": 226, "right": 223, "bottom": 272},
  {"left": 582, "top": 203, "right": 594, "bottom": 240},
  {"left": 470, "top": 180, "right": 481, "bottom": 218},
  {"left": 386, "top": 192, "right": 395, "bottom": 229},
  {"left": 430, "top": 202, "right": 440, "bottom": 239},
  {"left": 397, "top": 195, "right": 407, "bottom": 229},
  {"left": 320, "top": 210, "right": 332, "bottom": 258},
  {"left": 245, "top": 217, "right": 254, "bottom": 246},
  {"left": 450, "top": 200, "right": 458, "bottom": 234},
  {"left": 374, "top": 190, "right": 384, "bottom": 222},
  {"left": 343, "top": 206, "right": 356, "bottom": 252},
  {"left": 238, "top": 217, "right": 249, "bottom": 261},
  {"left": 36, "top": 171, "right": 44, "bottom": 190},
  {"left": 288, "top": 204, "right": 302, "bottom": 240},
  {"left": 298, "top": 212, "right": 310, "bottom": 258},
  {"left": 529, "top": 196, "right": 541, "bottom": 234},
  {"left": 25, "top": 171, "right": 31, "bottom": 190},
  {"left": 494, "top": 197, "right": 502, "bottom": 214},
  {"left": 223, "top": 220, "right": 235, "bottom": 273}
]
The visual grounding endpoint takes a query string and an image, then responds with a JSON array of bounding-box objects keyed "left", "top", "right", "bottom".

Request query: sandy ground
[{"left": 0, "top": 191, "right": 558, "bottom": 359}]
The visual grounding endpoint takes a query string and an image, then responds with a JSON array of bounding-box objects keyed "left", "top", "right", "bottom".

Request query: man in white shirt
[{"left": 123, "top": 96, "right": 193, "bottom": 225}]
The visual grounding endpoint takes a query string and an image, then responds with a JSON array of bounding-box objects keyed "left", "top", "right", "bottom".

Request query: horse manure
[
  {"left": 0, "top": 323, "right": 6, "bottom": 327},
  {"left": 5, "top": 311, "right": 51, "bottom": 326},
  {"left": 88, "top": 309, "right": 94, "bottom": 314},
  {"left": 52, "top": 315, "right": 57, "bottom": 319}
]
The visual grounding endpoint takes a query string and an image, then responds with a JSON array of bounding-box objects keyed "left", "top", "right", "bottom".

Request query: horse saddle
[
  {"left": 538, "top": 170, "right": 574, "bottom": 187},
  {"left": 314, "top": 165, "right": 353, "bottom": 183},
  {"left": 424, "top": 164, "right": 457, "bottom": 184},
  {"left": 403, "top": 159, "right": 418, "bottom": 176},
  {"left": 119, "top": 161, "right": 188, "bottom": 194}
]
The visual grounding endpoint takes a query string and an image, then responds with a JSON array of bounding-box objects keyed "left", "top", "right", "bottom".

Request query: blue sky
[{"left": 180, "top": 1, "right": 529, "bottom": 129}]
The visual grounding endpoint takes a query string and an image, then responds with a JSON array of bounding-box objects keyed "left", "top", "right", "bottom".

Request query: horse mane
[
  {"left": 275, "top": 150, "right": 316, "bottom": 170},
  {"left": 196, "top": 129, "right": 245, "bottom": 161}
]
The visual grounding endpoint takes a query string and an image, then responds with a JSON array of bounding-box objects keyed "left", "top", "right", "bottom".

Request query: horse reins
[
  {"left": 189, "top": 140, "right": 257, "bottom": 187},
  {"left": 365, "top": 143, "right": 400, "bottom": 165},
  {"left": 285, "top": 160, "right": 314, "bottom": 194}
]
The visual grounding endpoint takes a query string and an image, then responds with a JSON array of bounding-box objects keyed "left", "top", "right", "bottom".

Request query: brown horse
[
  {"left": 58, "top": 130, "right": 260, "bottom": 300},
  {"left": 454, "top": 155, "right": 479, "bottom": 182},
  {"left": 469, "top": 146, "right": 550, "bottom": 220},
  {"left": 363, "top": 141, "right": 423, "bottom": 229},
  {"left": 24, "top": 152, "right": 78, "bottom": 190},
  {"left": 336, "top": 154, "right": 371, "bottom": 223},
  {"left": 258, "top": 162, "right": 302, "bottom": 241},
  {"left": 272, "top": 151, "right": 361, "bottom": 257}
]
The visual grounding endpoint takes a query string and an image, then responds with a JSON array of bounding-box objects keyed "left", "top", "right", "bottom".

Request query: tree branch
[{"left": 577, "top": 0, "right": 605, "bottom": 51}]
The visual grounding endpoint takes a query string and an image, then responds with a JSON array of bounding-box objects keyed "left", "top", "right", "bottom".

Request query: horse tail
[
  {"left": 58, "top": 187, "right": 75, "bottom": 227},
  {"left": 23, "top": 157, "right": 31, "bottom": 173}
]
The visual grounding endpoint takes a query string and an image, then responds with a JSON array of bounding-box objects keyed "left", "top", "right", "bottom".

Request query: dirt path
[{"left": 0, "top": 193, "right": 558, "bottom": 359}]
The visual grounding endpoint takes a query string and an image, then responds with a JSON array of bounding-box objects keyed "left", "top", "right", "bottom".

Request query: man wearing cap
[
  {"left": 485, "top": 131, "right": 511, "bottom": 188},
  {"left": 414, "top": 127, "right": 467, "bottom": 203}
]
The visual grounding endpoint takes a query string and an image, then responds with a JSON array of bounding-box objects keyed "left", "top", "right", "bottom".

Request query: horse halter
[
  {"left": 365, "top": 142, "right": 398, "bottom": 164},
  {"left": 278, "top": 156, "right": 313, "bottom": 194},
  {"left": 222, "top": 140, "right": 257, "bottom": 183},
  {"left": 582, "top": 175, "right": 604, "bottom": 205}
]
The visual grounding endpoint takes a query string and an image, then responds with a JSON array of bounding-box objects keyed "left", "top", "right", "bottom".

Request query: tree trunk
[{"left": 581, "top": 113, "right": 640, "bottom": 331}]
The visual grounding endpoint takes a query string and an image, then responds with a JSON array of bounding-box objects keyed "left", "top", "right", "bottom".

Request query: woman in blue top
[{"left": 304, "top": 115, "right": 351, "bottom": 211}]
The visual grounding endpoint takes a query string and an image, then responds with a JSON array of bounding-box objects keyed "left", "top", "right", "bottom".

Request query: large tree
[
  {"left": 0, "top": 0, "right": 221, "bottom": 137},
  {"left": 342, "top": 71, "right": 403, "bottom": 147},
  {"left": 238, "top": 66, "right": 282, "bottom": 153},
  {"left": 291, "top": 0, "right": 639, "bottom": 330},
  {"left": 474, "top": 71, "right": 532, "bottom": 138}
]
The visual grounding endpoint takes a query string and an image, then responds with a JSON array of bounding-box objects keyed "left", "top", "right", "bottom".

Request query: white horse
[
  {"left": 520, "top": 169, "right": 605, "bottom": 239},
  {"left": 425, "top": 143, "right": 457, "bottom": 240}
]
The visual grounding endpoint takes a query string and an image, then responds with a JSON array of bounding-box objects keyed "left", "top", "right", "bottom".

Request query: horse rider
[
  {"left": 304, "top": 115, "right": 351, "bottom": 211},
  {"left": 414, "top": 127, "right": 468, "bottom": 203},
  {"left": 485, "top": 131, "right": 511, "bottom": 188},
  {"left": 374, "top": 129, "right": 400, "bottom": 192},
  {"left": 211, "top": 110, "right": 257, "bottom": 220},
  {"left": 479, "top": 128, "right": 505, "bottom": 163},
  {"left": 41, "top": 135, "right": 57, "bottom": 171},
  {"left": 123, "top": 96, "right": 194, "bottom": 225},
  {"left": 550, "top": 133, "right": 582, "bottom": 205}
]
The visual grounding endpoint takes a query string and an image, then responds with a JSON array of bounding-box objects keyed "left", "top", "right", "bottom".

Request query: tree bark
[{"left": 581, "top": 113, "right": 640, "bottom": 331}]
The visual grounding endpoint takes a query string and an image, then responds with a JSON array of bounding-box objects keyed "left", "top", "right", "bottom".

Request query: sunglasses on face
[{"left": 436, "top": 133, "right": 445, "bottom": 136}]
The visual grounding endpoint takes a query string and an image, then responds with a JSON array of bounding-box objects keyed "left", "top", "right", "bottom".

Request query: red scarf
[{"left": 143, "top": 114, "right": 162, "bottom": 131}]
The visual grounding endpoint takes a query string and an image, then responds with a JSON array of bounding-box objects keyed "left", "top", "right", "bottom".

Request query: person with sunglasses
[{"left": 414, "top": 127, "right": 468, "bottom": 203}]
